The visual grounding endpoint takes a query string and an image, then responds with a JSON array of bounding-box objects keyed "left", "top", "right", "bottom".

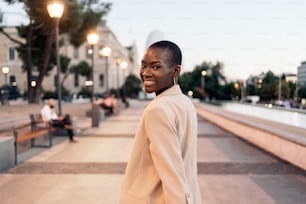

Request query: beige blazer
[{"left": 120, "top": 85, "right": 201, "bottom": 204}]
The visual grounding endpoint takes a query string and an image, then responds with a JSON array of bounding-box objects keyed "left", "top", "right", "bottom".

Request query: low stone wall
[
  {"left": 0, "top": 136, "right": 14, "bottom": 172},
  {"left": 195, "top": 102, "right": 306, "bottom": 171}
]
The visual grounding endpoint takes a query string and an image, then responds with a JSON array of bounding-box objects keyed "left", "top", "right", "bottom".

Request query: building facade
[
  {"left": 0, "top": 27, "right": 26, "bottom": 94},
  {"left": 297, "top": 61, "right": 306, "bottom": 86},
  {"left": 0, "top": 24, "right": 138, "bottom": 97}
]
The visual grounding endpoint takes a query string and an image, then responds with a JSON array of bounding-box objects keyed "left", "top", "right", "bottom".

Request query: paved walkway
[{"left": 0, "top": 100, "right": 306, "bottom": 204}]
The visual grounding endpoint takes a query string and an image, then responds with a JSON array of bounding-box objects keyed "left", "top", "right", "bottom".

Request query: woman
[{"left": 119, "top": 41, "right": 201, "bottom": 204}]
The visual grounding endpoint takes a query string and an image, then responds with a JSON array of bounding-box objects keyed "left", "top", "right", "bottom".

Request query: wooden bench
[{"left": 13, "top": 113, "right": 54, "bottom": 165}]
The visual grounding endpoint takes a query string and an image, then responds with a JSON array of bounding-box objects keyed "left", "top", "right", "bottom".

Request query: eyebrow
[{"left": 141, "top": 60, "right": 161, "bottom": 64}]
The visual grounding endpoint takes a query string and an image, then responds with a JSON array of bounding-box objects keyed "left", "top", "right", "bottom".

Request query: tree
[
  {"left": 121, "top": 74, "right": 142, "bottom": 98},
  {"left": 288, "top": 81, "right": 296, "bottom": 99},
  {"left": 258, "top": 71, "right": 278, "bottom": 101},
  {"left": 188, "top": 61, "right": 226, "bottom": 99},
  {"left": 1, "top": 0, "right": 111, "bottom": 103},
  {"left": 298, "top": 84, "right": 306, "bottom": 98},
  {"left": 178, "top": 71, "right": 192, "bottom": 94}
]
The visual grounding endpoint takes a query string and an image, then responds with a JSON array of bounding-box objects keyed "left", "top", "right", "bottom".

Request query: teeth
[{"left": 144, "top": 81, "right": 154, "bottom": 85}]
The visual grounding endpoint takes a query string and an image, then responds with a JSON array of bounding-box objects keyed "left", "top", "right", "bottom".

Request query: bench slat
[{"left": 15, "top": 128, "right": 50, "bottom": 143}]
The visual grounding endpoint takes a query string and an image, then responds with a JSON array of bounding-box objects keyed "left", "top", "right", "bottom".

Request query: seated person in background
[
  {"left": 121, "top": 95, "right": 129, "bottom": 108},
  {"left": 100, "top": 94, "right": 118, "bottom": 115},
  {"left": 40, "top": 98, "right": 77, "bottom": 142}
]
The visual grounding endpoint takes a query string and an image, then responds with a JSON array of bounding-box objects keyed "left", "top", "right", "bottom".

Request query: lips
[{"left": 143, "top": 80, "right": 155, "bottom": 86}]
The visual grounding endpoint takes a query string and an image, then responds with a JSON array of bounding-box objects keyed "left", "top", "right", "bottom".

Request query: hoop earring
[{"left": 173, "top": 77, "right": 177, "bottom": 85}]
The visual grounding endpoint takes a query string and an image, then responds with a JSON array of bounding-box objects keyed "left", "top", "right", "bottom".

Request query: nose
[{"left": 141, "top": 68, "right": 153, "bottom": 77}]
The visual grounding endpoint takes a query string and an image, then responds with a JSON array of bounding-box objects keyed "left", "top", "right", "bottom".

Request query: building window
[
  {"left": 99, "top": 74, "right": 104, "bottom": 86},
  {"left": 9, "top": 47, "right": 15, "bottom": 61},
  {"left": 74, "top": 72, "right": 79, "bottom": 87},
  {"left": 99, "top": 46, "right": 103, "bottom": 59},
  {"left": 9, "top": 75, "right": 16, "bottom": 86},
  {"left": 73, "top": 48, "right": 79, "bottom": 59}
]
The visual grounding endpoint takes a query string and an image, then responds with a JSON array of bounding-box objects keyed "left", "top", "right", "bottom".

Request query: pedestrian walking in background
[{"left": 120, "top": 40, "right": 202, "bottom": 204}]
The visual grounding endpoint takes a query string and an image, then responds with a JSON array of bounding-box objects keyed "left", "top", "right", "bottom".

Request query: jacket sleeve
[{"left": 144, "top": 105, "right": 193, "bottom": 204}]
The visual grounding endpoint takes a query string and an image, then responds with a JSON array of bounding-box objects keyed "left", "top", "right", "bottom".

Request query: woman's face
[{"left": 140, "top": 47, "right": 176, "bottom": 95}]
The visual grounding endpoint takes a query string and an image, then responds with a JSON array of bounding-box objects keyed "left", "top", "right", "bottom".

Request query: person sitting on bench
[
  {"left": 40, "top": 98, "right": 77, "bottom": 142},
  {"left": 100, "top": 94, "right": 118, "bottom": 115}
]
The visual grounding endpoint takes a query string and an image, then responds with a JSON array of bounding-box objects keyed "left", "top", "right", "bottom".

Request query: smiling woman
[{"left": 120, "top": 41, "right": 202, "bottom": 204}]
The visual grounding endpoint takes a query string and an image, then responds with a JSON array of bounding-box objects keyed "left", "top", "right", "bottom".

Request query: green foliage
[
  {"left": 71, "top": 60, "right": 92, "bottom": 77},
  {"left": 180, "top": 61, "right": 226, "bottom": 100},
  {"left": 60, "top": 55, "right": 71, "bottom": 74},
  {"left": 178, "top": 71, "right": 192, "bottom": 94},
  {"left": 288, "top": 81, "right": 296, "bottom": 99},
  {"left": 78, "top": 86, "right": 91, "bottom": 98},
  {"left": 298, "top": 84, "right": 306, "bottom": 98},
  {"left": 122, "top": 74, "right": 142, "bottom": 98}
]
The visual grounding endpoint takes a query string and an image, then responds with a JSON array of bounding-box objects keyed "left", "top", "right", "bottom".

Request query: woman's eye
[
  {"left": 152, "top": 65, "right": 160, "bottom": 70},
  {"left": 141, "top": 64, "right": 146, "bottom": 69}
]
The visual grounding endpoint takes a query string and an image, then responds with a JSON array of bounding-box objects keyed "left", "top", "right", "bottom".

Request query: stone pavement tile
[
  {"left": 0, "top": 174, "right": 123, "bottom": 204},
  {"left": 81, "top": 121, "right": 138, "bottom": 136},
  {"left": 197, "top": 137, "right": 277, "bottom": 163},
  {"left": 27, "top": 137, "right": 133, "bottom": 163},
  {"left": 251, "top": 175, "right": 306, "bottom": 204},
  {"left": 199, "top": 175, "right": 276, "bottom": 204},
  {"left": 198, "top": 120, "right": 233, "bottom": 137}
]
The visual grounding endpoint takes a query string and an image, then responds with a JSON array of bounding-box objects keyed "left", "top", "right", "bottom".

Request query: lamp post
[
  {"left": 120, "top": 61, "right": 128, "bottom": 97},
  {"left": 47, "top": 1, "right": 64, "bottom": 116},
  {"left": 87, "top": 32, "right": 99, "bottom": 101},
  {"left": 278, "top": 73, "right": 283, "bottom": 101},
  {"left": 87, "top": 32, "right": 99, "bottom": 128},
  {"left": 201, "top": 70, "right": 207, "bottom": 97},
  {"left": 115, "top": 57, "right": 122, "bottom": 97},
  {"left": 2, "top": 67, "right": 9, "bottom": 85},
  {"left": 99, "top": 47, "right": 112, "bottom": 94},
  {"left": 1, "top": 67, "right": 9, "bottom": 105}
]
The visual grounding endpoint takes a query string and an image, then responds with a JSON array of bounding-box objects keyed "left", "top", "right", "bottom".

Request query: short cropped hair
[{"left": 148, "top": 40, "right": 182, "bottom": 66}]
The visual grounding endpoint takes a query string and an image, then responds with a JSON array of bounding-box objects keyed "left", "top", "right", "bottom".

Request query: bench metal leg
[
  {"left": 49, "top": 129, "right": 53, "bottom": 147},
  {"left": 13, "top": 130, "right": 18, "bottom": 165}
]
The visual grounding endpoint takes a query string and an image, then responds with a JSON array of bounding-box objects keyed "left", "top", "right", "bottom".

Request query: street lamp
[
  {"left": 120, "top": 60, "right": 128, "bottom": 97},
  {"left": 87, "top": 32, "right": 99, "bottom": 101},
  {"left": 47, "top": 1, "right": 64, "bottom": 116},
  {"left": 87, "top": 32, "right": 100, "bottom": 128},
  {"left": 99, "top": 47, "right": 112, "bottom": 94},
  {"left": 115, "top": 57, "right": 122, "bottom": 97},
  {"left": 2, "top": 67, "right": 9, "bottom": 85},
  {"left": 120, "top": 60, "right": 128, "bottom": 70},
  {"left": 201, "top": 70, "right": 207, "bottom": 96}
]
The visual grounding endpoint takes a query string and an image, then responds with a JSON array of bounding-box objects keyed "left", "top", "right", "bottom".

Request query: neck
[{"left": 155, "top": 84, "right": 175, "bottom": 96}]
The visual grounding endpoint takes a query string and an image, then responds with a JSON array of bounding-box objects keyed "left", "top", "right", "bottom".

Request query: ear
[{"left": 173, "top": 65, "right": 181, "bottom": 78}]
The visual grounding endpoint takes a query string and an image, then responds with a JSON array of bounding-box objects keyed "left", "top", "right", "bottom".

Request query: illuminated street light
[
  {"left": 31, "top": 80, "right": 37, "bottom": 87},
  {"left": 87, "top": 32, "right": 99, "bottom": 100},
  {"left": 115, "top": 58, "right": 122, "bottom": 97},
  {"left": 99, "top": 47, "right": 112, "bottom": 94},
  {"left": 47, "top": 1, "right": 64, "bottom": 116},
  {"left": 119, "top": 60, "right": 128, "bottom": 97},
  {"left": 2, "top": 66, "right": 9, "bottom": 85},
  {"left": 201, "top": 70, "right": 207, "bottom": 96},
  {"left": 86, "top": 32, "right": 99, "bottom": 128},
  {"left": 120, "top": 60, "right": 128, "bottom": 70}
]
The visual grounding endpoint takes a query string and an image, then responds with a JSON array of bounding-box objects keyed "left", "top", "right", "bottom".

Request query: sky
[{"left": 1, "top": 0, "right": 306, "bottom": 80}]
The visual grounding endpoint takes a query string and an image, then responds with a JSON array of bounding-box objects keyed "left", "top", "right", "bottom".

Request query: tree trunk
[
  {"left": 26, "top": 24, "right": 35, "bottom": 103},
  {"left": 35, "top": 27, "right": 55, "bottom": 103}
]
